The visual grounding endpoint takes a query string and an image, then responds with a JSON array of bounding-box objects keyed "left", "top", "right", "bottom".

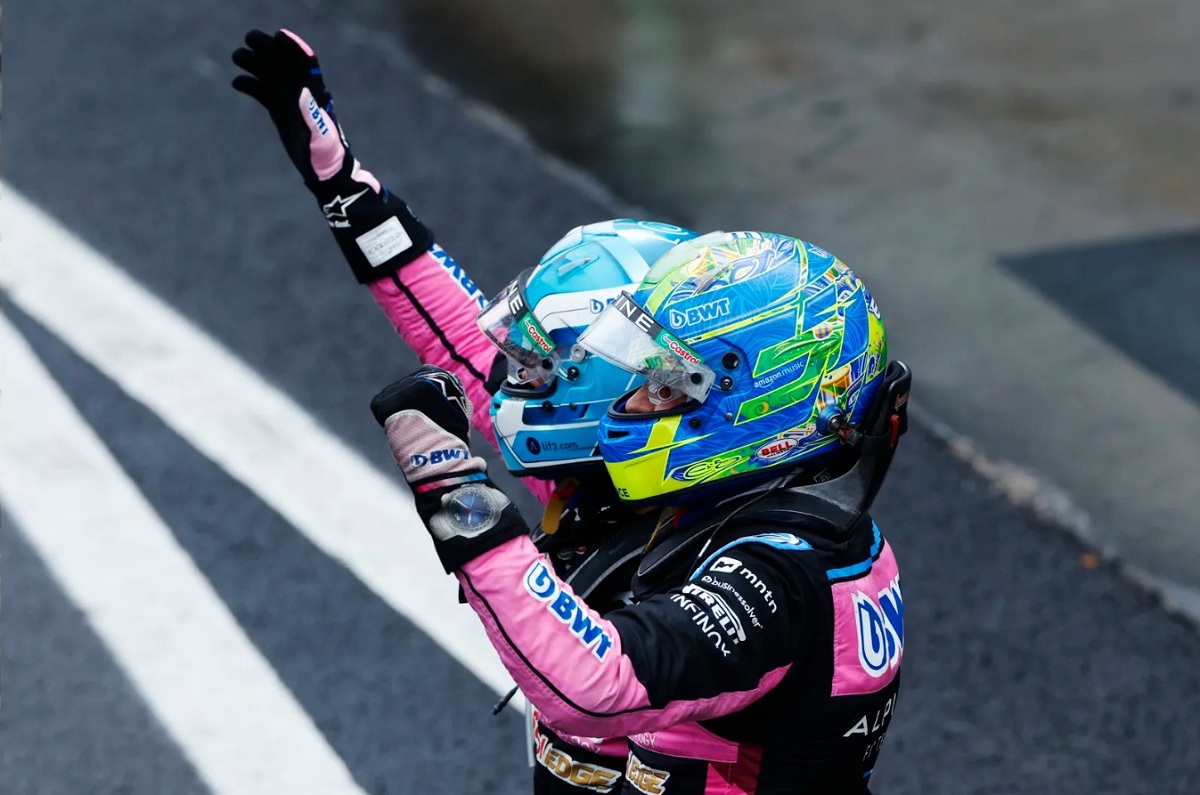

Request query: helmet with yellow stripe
[{"left": 579, "top": 232, "right": 889, "bottom": 505}]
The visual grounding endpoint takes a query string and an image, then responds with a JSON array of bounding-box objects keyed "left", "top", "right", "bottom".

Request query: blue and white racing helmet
[{"left": 478, "top": 219, "right": 701, "bottom": 478}]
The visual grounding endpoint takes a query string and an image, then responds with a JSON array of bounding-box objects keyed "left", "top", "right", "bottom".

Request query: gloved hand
[
  {"left": 232, "top": 29, "right": 433, "bottom": 283},
  {"left": 371, "top": 366, "right": 526, "bottom": 572}
]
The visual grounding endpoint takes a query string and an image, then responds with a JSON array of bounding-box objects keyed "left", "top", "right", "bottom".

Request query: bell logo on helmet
[
  {"left": 589, "top": 297, "right": 615, "bottom": 314},
  {"left": 755, "top": 436, "right": 800, "bottom": 462}
]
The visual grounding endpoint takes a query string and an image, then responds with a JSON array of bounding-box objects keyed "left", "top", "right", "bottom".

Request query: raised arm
[{"left": 232, "top": 28, "right": 553, "bottom": 504}]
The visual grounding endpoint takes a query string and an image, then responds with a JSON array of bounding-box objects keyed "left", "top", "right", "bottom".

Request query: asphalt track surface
[{"left": 3, "top": 0, "right": 1200, "bottom": 792}]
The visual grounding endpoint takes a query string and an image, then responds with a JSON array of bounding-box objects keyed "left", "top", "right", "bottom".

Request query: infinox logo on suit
[{"left": 524, "top": 561, "right": 614, "bottom": 660}]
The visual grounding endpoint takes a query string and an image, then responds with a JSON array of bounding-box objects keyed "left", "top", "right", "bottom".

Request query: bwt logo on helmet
[
  {"left": 409, "top": 448, "right": 469, "bottom": 467},
  {"left": 524, "top": 561, "right": 613, "bottom": 660},
  {"left": 668, "top": 297, "right": 730, "bottom": 329}
]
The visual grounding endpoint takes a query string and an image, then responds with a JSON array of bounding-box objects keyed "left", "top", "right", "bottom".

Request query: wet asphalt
[{"left": 2, "top": 0, "right": 1200, "bottom": 792}]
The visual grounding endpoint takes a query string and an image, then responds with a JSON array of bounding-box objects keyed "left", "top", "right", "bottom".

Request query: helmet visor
[
  {"left": 477, "top": 270, "right": 562, "bottom": 386},
  {"left": 577, "top": 291, "right": 715, "bottom": 403}
]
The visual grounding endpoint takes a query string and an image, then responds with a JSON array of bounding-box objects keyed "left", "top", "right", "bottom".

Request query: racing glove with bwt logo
[
  {"left": 232, "top": 28, "right": 433, "bottom": 283},
  {"left": 371, "top": 366, "right": 526, "bottom": 572}
]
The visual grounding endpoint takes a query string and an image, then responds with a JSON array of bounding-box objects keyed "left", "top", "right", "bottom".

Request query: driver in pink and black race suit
[
  {"left": 235, "top": 28, "right": 912, "bottom": 794},
  {"left": 369, "top": 228, "right": 913, "bottom": 794},
  {"left": 231, "top": 28, "right": 702, "bottom": 793}
]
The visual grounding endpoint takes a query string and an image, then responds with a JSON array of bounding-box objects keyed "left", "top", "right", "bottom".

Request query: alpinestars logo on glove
[
  {"left": 524, "top": 561, "right": 613, "bottom": 660},
  {"left": 321, "top": 188, "right": 370, "bottom": 228}
]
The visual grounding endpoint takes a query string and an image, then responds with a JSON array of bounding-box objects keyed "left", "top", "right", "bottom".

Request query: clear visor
[
  {"left": 476, "top": 275, "right": 562, "bottom": 386},
  {"left": 577, "top": 291, "right": 715, "bottom": 403}
]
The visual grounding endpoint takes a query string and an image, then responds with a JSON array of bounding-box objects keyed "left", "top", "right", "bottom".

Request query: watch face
[
  {"left": 428, "top": 483, "right": 510, "bottom": 541},
  {"left": 448, "top": 485, "right": 501, "bottom": 531}
]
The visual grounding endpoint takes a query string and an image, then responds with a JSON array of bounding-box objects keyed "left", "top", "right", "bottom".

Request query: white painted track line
[
  {"left": 0, "top": 314, "right": 366, "bottom": 794},
  {"left": 0, "top": 185, "right": 521, "bottom": 704}
]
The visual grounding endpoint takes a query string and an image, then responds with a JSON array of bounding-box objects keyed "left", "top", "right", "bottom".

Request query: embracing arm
[
  {"left": 371, "top": 366, "right": 811, "bottom": 738},
  {"left": 455, "top": 533, "right": 806, "bottom": 738}
]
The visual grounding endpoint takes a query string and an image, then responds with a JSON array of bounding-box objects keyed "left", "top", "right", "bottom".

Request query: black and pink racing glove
[
  {"left": 370, "top": 366, "right": 527, "bottom": 573},
  {"left": 232, "top": 28, "right": 433, "bottom": 283}
]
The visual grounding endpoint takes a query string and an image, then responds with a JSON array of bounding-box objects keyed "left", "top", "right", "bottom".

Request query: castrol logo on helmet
[
  {"left": 664, "top": 336, "right": 701, "bottom": 366},
  {"left": 520, "top": 315, "right": 555, "bottom": 354}
]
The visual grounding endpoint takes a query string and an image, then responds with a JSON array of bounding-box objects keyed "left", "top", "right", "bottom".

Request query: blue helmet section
[
  {"left": 489, "top": 219, "right": 699, "bottom": 477},
  {"left": 595, "top": 232, "right": 890, "bottom": 505}
]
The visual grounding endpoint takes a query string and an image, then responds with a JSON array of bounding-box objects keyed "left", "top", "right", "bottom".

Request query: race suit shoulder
[
  {"left": 364, "top": 242, "right": 554, "bottom": 505},
  {"left": 457, "top": 514, "right": 903, "bottom": 794}
]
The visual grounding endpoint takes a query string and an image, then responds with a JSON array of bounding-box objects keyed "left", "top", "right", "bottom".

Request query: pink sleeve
[
  {"left": 366, "top": 245, "right": 554, "bottom": 505},
  {"left": 456, "top": 535, "right": 790, "bottom": 738}
]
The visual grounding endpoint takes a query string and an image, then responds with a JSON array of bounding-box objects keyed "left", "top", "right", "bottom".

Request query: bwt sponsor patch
[
  {"left": 590, "top": 296, "right": 616, "bottom": 314},
  {"left": 409, "top": 448, "right": 469, "bottom": 468},
  {"left": 853, "top": 576, "right": 904, "bottom": 678},
  {"left": 524, "top": 561, "right": 614, "bottom": 660},
  {"left": 430, "top": 244, "right": 486, "bottom": 309},
  {"left": 667, "top": 297, "right": 730, "bottom": 329},
  {"left": 306, "top": 95, "right": 331, "bottom": 136}
]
